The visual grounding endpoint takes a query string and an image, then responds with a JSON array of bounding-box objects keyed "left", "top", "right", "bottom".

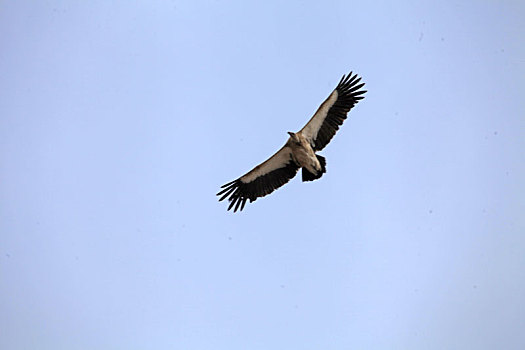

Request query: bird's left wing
[
  {"left": 299, "top": 72, "right": 366, "bottom": 151},
  {"left": 217, "top": 145, "right": 300, "bottom": 212}
]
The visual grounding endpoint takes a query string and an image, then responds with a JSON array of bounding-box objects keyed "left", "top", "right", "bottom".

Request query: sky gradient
[{"left": 1, "top": 1, "right": 525, "bottom": 349}]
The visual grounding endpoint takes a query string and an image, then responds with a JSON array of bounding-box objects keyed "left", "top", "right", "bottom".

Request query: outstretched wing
[
  {"left": 299, "top": 72, "right": 366, "bottom": 151},
  {"left": 217, "top": 145, "right": 300, "bottom": 212}
]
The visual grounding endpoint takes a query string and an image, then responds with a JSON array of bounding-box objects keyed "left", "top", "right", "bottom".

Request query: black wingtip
[
  {"left": 234, "top": 196, "right": 242, "bottom": 212},
  {"left": 227, "top": 198, "right": 237, "bottom": 211},
  {"left": 221, "top": 179, "right": 237, "bottom": 188},
  {"left": 338, "top": 71, "right": 362, "bottom": 89},
  {"left": 338, "top": 74, "right": 347, "bottom": 85}
]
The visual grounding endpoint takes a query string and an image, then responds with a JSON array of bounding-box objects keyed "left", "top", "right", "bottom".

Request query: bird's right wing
[
  {"left": 217, "top": 145, "right": 300, "bottom": 212},
  {"left": 299, "top": 72, "right": 366, "bottom": 151}
]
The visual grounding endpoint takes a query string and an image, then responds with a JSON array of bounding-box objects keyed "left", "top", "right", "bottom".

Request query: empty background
[{"left": 1, "top": 1, "right": 524, "bottom": 349}]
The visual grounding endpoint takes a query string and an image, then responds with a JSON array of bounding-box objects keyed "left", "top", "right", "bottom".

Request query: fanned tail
[{"left": 302, "top": 155, "right": 326, "bottom": 182}]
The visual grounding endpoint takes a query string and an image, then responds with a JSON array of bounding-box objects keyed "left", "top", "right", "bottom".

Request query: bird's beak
[{"left": 287, "top": 132, "right": 295, "bottom": 137}]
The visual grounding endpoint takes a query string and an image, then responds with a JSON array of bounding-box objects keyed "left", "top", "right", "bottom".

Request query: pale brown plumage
[{"left": 217, "top": 72, "right": 366, "bottom": 212}]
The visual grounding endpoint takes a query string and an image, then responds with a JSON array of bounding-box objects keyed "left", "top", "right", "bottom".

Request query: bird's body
[
  {"left": 287, "top": 132, "right": 322, "bottom": 177},
  {"left": 218, "top": 72, "right": 366, "bottom": 212}
]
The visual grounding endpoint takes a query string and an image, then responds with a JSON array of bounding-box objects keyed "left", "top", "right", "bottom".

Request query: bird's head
[{"left": 287, "top": 131, "right": 299, "bottom": 143}]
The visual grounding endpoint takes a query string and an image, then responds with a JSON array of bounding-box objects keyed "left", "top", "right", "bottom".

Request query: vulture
[{"left": 217, "top": 71, "right": 366, "bottom": 212}]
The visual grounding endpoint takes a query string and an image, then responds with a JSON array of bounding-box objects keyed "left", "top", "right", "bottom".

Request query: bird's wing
[
  {"left": 299, "top": 72, "right": 366, "bottom": 151},
  {"left": 217, "top": 145, "right": 300, "bottom": 212}
]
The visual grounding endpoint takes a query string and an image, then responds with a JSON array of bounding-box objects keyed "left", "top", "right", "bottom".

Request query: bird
[{"left": 217, "top": 71, "right": 366, "bottom": 212}]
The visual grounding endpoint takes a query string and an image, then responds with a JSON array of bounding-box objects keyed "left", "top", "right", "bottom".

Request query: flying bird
[{"left": 217, "top": 71, "right": 366, "bottom": 212}]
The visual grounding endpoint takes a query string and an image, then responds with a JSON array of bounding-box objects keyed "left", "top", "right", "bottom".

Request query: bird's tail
[{"left": 302, "top": 155, "right": 326, "bottom": 182}]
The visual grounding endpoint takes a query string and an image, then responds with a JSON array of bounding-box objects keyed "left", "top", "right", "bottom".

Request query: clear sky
[{"left": 1, "top": 1, "right": 524, "bottom": 349}]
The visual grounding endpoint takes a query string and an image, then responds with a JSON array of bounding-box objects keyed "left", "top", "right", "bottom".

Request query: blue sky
[{"left": 1, "top": 1, "right": 524, "bottom": 349}]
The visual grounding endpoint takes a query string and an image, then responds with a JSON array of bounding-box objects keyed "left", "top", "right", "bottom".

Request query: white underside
[
  {"left": 291, "top": 146, "right": 320, "bottom": 174},
  {"left": 240, "top": 145, "right": 293, "bottom": 183},
  {"left": 299, "top": 89, "right": 338, "bottom": 142}
]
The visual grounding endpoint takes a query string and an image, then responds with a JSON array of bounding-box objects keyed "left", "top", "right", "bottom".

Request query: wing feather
[
  {"left": 217, "top": 145, "right": 300, "bottom": 212},
  {"left": 299, "top": 72, "right": 366, "bottom": 151}
]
